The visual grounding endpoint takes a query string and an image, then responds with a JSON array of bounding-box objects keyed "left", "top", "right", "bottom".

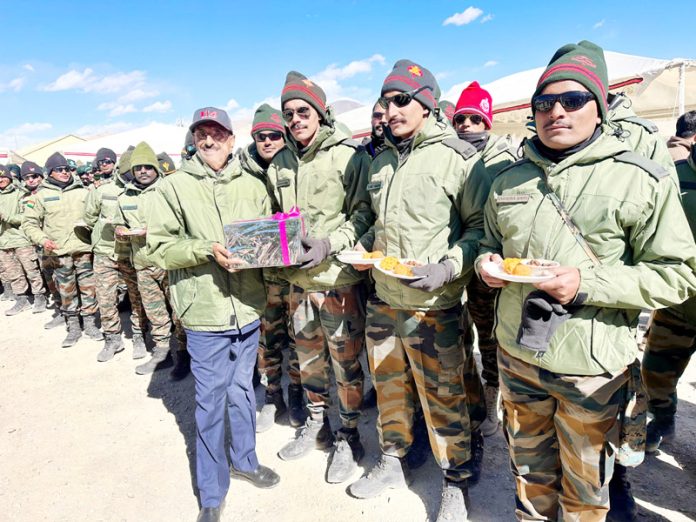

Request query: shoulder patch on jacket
[
  {"left": 495, "top": 158, "right": 531, "bottom": 178},
  {"left": 614, "top": 151, "right": 669, "bottom": 180},
  {"left": 621, "top": 116, "right": 659, "bottom": 134},
  {"left": 340, "top": 138, "right": 365, "bottom": 152},
  {"left": 442, "top": 138, "right": 477, "bottom": 160}
]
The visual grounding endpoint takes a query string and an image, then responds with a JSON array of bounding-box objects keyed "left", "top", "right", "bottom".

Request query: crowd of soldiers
[{"left": 2, "top": 38, "right": 696, "bottom": 522}]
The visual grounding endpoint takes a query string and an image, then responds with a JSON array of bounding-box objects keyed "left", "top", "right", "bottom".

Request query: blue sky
[{"left": 0, "top": 0, "right": 693, "bottom": 150}]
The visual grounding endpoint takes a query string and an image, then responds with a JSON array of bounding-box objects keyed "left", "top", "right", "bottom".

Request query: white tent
[{"left": 63, "top": 122, "right": 188, "bottom": 164}]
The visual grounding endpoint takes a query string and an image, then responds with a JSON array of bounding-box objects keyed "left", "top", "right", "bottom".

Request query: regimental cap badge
[
  {"left": 302, "top": 78, "right": 315, "bottom": 87},
  {"left": 408, "top": 65, "right": 423, "bottom": 77},
  {"left": 571, "top": 55, "right": 596, "bottom": 68},
  {"left": 480, "top": 99, "right": 490, "bottom": 113},
  {"left": 271, "top": 113, "right": 281, "bottom": 123},
  {"left": 162, "top": 162, "right": 170, "bottom": 171}
]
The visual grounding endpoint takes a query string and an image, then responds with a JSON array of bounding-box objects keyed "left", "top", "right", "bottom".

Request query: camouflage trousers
[
  {"left": 498, "top": 348, "right": 629, "bottom": 521},
  {"left": 136, "top": 267, "right": 186, "bottom": 350},
  {"left": 366, "top": 297, "right": 472, "bottom": 481},
  {"left": 465, "top": 275, "right": 500, "bottom": 387},
  {"left": 289, "top": 284, "right": 364, "bottom": 429},
  {"left": 94, "top": 255, "right": 145, "bottom": 335},
  {"left": 52, "top": 253, "right": 98, "bottom": 316},
  {"left": 0, "top": 246, "right": 45, "bottom": 296},
  {"left": 259, "top": 280, "right": 301, "bottom": 393},
  {"left": 41, "top": 253, "right": 59, "bottom": 298},
  {"left": 642, "top": 308, "right": 696, "bottom": 420}
]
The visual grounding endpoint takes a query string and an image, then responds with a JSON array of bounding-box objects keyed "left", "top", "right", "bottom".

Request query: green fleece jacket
[
  {"left": 266, "top": 123, "right": 372, "bottom": 291},
  {"left": 146, "top": 152, "right": 272, "bottom": 331},
  {"left": 480, "top": 134, "right": 517, "bottom": 182},
  {"left": 0, "top": 181, "right": 32, "bottom": 249},
  {"left": 363, "top": 114, "right": 490, "bottom": 310},
  {"left": 477, "top": 130, "right": 696, "bottom": 375},
  {"left": 21, "top": 177, "right": 92, "bottom": 256}
]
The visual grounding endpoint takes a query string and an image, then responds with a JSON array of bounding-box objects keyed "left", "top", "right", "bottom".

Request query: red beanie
[{"left": 454, "top": 81, "right": 493, "bottom": 129}]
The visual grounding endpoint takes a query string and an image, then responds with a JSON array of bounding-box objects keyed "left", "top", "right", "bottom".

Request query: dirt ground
[{"left": 1, "top": 300, "right": 695, "bottom": 522}]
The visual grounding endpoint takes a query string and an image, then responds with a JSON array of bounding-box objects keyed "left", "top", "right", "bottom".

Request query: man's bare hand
[
  {"left": 212, "top": 243, "right": 246, "bottom": 273},
  {"left": 351, "top": 242, "right": 372, "bottom": 272},
  {"left": 479, "top": 253, "right": 509, "bottom": 288},
  {"left": 43, "top": 239, "right": 59, "bottom": 252},
  {"left": 534, "top": 266, "right": 580, "bottom": 304},
  {"left": 114, "top": 226, "right": 130, "bottom": 240}
]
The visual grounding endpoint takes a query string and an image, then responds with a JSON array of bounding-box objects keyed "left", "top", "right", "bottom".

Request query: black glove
[
  {"left": 406, "top": 260, "right": 456, "bottom": 292},
  {"left": 297, "top": 237, "right": 331, "bottom": 269}
]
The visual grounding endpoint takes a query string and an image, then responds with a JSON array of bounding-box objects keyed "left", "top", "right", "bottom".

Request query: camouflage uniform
[
  {"left": 498, "top": 349, "right": 628, "bottom": 520},
  {"left": 0, "top": 246, "right": 44, "bottom": 295},
  {"left": 367, "top": 296, "right": 472, "bottom": 480},
  {"left": 53, "top": 252, "right": 98, "bottom": 316},
  {"left": 259, "top": 276, "right": 301, "bottom": 393},
  {"left": 290, "top": 283, "right": 365, "bottom": 428},
  {"left": 136, "top": 266, "right": 185, "bottom": 348},
  {"left": 93, "top": 255, "right": 144, "bottom": 334},
  {"left": 40, "top": 253, "right": 60, "bottom": 300}
]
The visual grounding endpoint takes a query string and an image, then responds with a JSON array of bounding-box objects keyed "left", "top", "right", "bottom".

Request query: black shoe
[
  {"left": 170, "top": 350, "right": 191, "bottom": 381},
  {"left": 196, "top": 507, "right": 220, "bottom": 522},
  {"left": 231, "top": 464, "right": 280, "bottom": 489},
  {"left": 362, "top": 385, "right": 377, "bottom": 410},
  {"left": 469, "top": 429, "right": 484, "bottom": 485},
  {"left": 406, "top": 411, "right": 430, "bottom": 470},
  {"left": 607, "top": 464, "right": 637, "bottom": 522},
  {"left": 287, "top": 383, "right": 308, "bottom": 428},
  {"left": 646, "top": 416, "right": 676, "bottom": 453}
]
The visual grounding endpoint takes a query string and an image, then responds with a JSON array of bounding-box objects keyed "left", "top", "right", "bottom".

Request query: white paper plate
[
  {"left": 336, "top": 251, "right": 383, "bottom": 265},
  {"left": 481, "top": 261, "right": 556, "bottom": 283},
  {"left": 374, "top": 258, "right": 424, "bottom": 280}
]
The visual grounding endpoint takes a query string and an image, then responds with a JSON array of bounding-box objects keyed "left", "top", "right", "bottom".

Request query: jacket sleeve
[
  {"left": 6, "top": 193, "right": 24, "bottom": 226},
  {"left": 83, "top": 188, "right": 99, "bottom": 228},
  {"left": 327, "top": 148, "right": 375, "bottom": 252},
  {"left": 578, "top": 177, "right": 696, "bottom": 309},
  {"left": 445, "top": 156, "right": 490, "bottom": 279},
  {"left": 145, "top": 180, "right": 215, "bottom": 270},
  {"left": 21, "top": 197, "right": 49, "bottom": 246}
]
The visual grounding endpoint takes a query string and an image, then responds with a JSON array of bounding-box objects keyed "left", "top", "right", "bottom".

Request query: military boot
[
  {"left": 256, "top": 390, "right": 287, "bottom": 433},
  {"left": 607, "top": 464, "right": 637, "bottom": 522},
  {"left": 5, "top": 295, "right": 31, "bottom": 316},
  {"left": 469, "top": 429, "right": 484, "bottom": 486},
  {"left": 32, "top": 294, "right": 47, "bottom": 314},
  {"left": 326, "top": 428, "right": 365, "bottom": 484},
  {"left": 131, "top": 333, "right": 147, "bottom": 360},
  {"left": 480, "top": 384, "right": 500, "bottom": 437},
  {"left": 278, "top": 416, "right": 334, "bottom": 461},
  {"left": 349, "top": 454, "right": 412, "bottom": 499},
  {"left": 169, "top": 349, "right": 191, "bottom": 381},
  {"left": 646, "top": 416, "right": 676, "bottom": 453},
  {"left": 82, "top": 315, "right": 104, "bottom": 341},
  {"left": 1, "top": 285, "right": 14, "bottom": 301},
  {"left": 97, "top": 333, "right": 124, "bottom": 362},
  {"left": 436, "top": 478, "right": 469, "bottom": 522},
  {"left": 287, "top": 383, "right": 308, "bottom": 428},
  {"left": 135, "top": 345, "right": 169, "bottom": 375},
  {"left": 44, "top": 312, "right": 66, "bottom": 330},
  {"left": 61, "top": 316, "right": 82, "bottom": 348}
]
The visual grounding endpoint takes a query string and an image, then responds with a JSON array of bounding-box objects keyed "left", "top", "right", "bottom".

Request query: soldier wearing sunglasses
[
  {"left": 362, "top": 101, "right": 389, "bottom": 158},
  {"left": 350, "top": 59, "right": 490, "bottom": 522},
  {"left": 477, "top": 40, "right": 696, "bottom": 521},
  {"left": 268, "top": 71, "right": 372, "bottom": 485}
]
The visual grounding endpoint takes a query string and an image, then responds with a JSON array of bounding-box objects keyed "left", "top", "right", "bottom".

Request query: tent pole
[{"left": 679, "top": 62, "right": 686, "bottom": 115}]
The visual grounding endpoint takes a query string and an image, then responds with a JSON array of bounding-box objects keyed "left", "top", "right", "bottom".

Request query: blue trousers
[{"left": 186, "top": 321, "right": 260, "bottom": 508}]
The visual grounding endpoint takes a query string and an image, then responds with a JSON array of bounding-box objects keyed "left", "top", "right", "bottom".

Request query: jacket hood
[
  {"left": 284, "top": 118, "right": 352, "bottom": 159},
  {"left": 239, "top": 144, "right": 266, "bottom": 177}
]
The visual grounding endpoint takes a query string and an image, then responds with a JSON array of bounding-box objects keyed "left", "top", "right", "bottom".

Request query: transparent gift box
[{"left": 223, "top": 207, "right": 305, "bottom": 268}]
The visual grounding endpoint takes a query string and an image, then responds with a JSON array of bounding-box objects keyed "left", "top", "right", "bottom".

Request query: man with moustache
[{"left": 362, "top": 101, "right": 389, "bottom": 158}]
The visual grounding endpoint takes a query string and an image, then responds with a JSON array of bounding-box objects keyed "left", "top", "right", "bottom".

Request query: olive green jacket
[
  {"left": 477, "top": 131, "right": 696, "bottom": 375},
  {"left": 363, "top": 114, "right": 490, "bottom": 310},
  {"left": 146, "top": 153, "right": 272, "bottom": 331},
  {"left": 266, "top": 123, "right": 372, "bottom": 291},
  {"left": 114, "top": 181, "right": 160, "bottom": 270},
  {"left": 21, "top": 177, "right": 92, "bottom": 256},
  {"left": 0, "top": 182, "right": 32, "bottom": 249},
  {"left": 480, "top": 134, "right": 517, "bottom": 182},
  {"left": 83, "top": 174, "right": 129, "bottom": 260}
]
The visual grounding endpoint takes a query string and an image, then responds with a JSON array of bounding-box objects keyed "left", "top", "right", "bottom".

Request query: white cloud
[
  {"left": 23, "top": 63, "right": 35, "bottom": 72},
  {"left": 312, "top": 54, "right": 386, "bottom": 102},
  {"left": 480, "top": 14, "right": 493, "bottom": 23},
  {"left": 118, "top": 88, "right": 159, "bottom": 103},
  {"left": 97, "top": 102, "right": 137, "bottom": 117},
  {"left": 483, "top": 60, "right": 498, "bottom": 68},
  {"left": 229, "top": 96, "right": 280, "bottom": 122},
  {"left": 0, "top": 77, "right": 25, "bottom": 93},
  {"left": 42, "top": 67, "right": 94, "bottom": 91},
  {"left": 443, "top": 7, "right": 483, "bottom": 26},
  {"left": 593, "top": 19, "right": 605, "bottom": 29},
  {"left": 0, "top": 122, "right": 53, "bottom": 150},
  {"left": 225, "top": 98, "right": 240, "bottom": 111},
  {"left": 6, "top": 122, "right": 52, "bottom": 134},
  {"left": 41, "top": 68, "right": 148, "bottom": 95},
  {"left": 143, "top": 100, "right": 172, "bottom": 113},
  {"left": 73, "top": 121, "right": 134, "bottom": 138}
]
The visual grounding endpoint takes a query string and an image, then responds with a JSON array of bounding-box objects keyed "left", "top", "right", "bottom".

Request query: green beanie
[
  {"left": 533, "top": 40, "right": 609, "bottom": 121},
  {"left": 438, "top": 100, "right": 456, "bottom": 122},
  {"left": 251, "top": 103, "right": 286, "bottom": 136},
  {"left": 281, "top": 71, "right": 327, "bottom": 121},
  {"left": 130, "top": 142, "right": 160, "bottom": 175}
]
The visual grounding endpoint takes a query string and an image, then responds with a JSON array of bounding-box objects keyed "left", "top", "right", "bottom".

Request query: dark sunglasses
[
  {"left": 372, "top": 111, "right": 385, "bottom": 120},
  {"left": 377, "top": 86, "right": 428, "bottom": 110},
  {"left": 97, "top": 159, "right": 114, "bottom": 166},
  {"left": 52, "top": 166, "right": 69, "bottom": 173},
  {"left": 254, "top": 132, "right": 284, "bottom": 143},
  {"left": 453, "top": 113, "right": 484, "bottom": 126},
  {"left": 532, "top": 91, "right": 596, "bottom": 113},
  {"left": 133, "top": 165, "right": 155, "bottom": 173},
  {"left": 23, "top": 174, "right": 42, "bottom": 180},
  {"left": 282, "top": 106, "right": 311, "bottom": 122}
]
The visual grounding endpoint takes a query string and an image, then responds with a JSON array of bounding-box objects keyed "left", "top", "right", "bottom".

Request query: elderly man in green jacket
[
  {"left": 268, "top": 72, "right": 372, "bottom": 484},
  {"left": 477, "top": 40, "right": 696, "bottom": 521},
  {"left": 349, "top": 60, "right": 490, "bottom": 522},
  {"left": 147, "top": 107, "right": 279, "bottom": 522}
]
